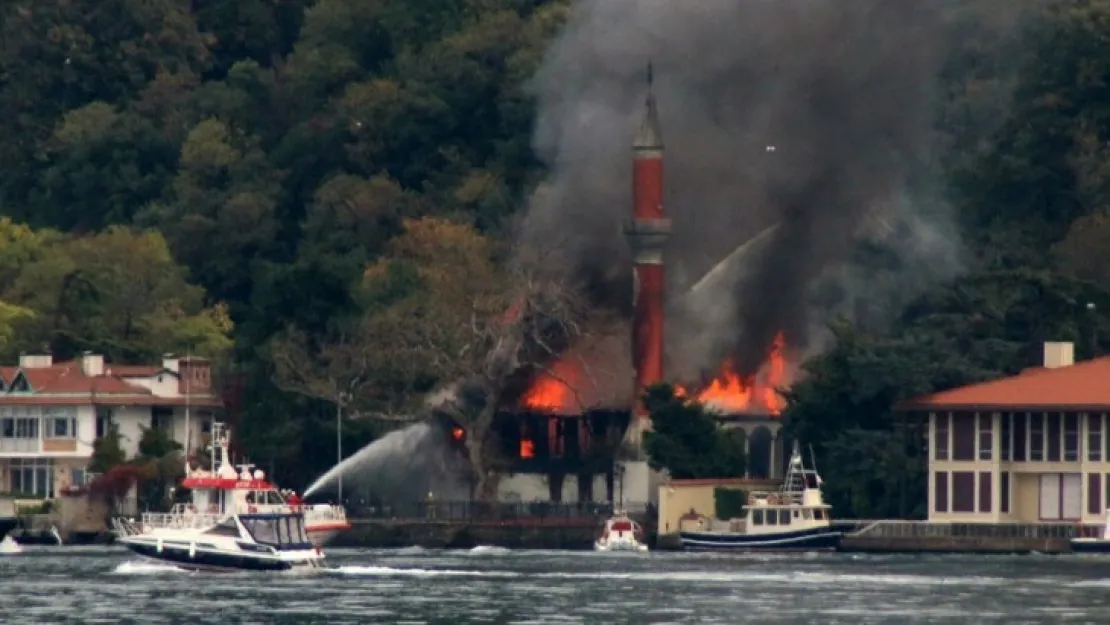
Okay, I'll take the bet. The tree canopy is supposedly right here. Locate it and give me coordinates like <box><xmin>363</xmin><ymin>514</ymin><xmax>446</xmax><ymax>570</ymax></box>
<box><xmin>644</xmin><ymin>384</ymin><xmax>747</xmax><ymax>480</ymax></box>
<box><xmin>3</xmin><ymin>0</ymin><xmax>1110</xmax><ymax>500</ymax></box>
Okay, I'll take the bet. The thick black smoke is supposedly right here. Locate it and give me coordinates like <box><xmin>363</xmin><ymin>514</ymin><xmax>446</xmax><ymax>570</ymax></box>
<box><xmin>519</xmin><ymin>0</ymin><xmax>1038</xmax><ymax>378</ymax></box>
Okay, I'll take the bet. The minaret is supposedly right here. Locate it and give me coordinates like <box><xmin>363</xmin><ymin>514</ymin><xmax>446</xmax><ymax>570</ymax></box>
<box><xmin>624</xmin><ymin>62</ymin><xmax>672</xmax><ymax>446</ymax></box>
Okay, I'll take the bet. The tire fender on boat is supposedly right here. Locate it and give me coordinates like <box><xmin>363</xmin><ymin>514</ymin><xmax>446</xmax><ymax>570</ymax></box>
<box><xmin>189</xmin><ymin>541</ymin><xmax>197</xmax><ymax>559</ymax></box>
<box><xmin>156</xmin><ymin>538</ymin><xmax>164</xmax><ymax>553</ymax></box>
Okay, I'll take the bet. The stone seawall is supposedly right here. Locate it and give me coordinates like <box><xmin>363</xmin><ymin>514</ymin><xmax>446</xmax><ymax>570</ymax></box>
<box><xmin>331</xmin><ymin>520</ymin><xmax>603</xmax><ymax>550</ymax></box>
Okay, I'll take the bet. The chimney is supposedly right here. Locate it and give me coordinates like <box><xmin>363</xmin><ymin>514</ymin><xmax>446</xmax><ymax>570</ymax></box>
<box><xmin>623</xmin><ymin>61</ymin><xmax>672</xmax><ymax>437</ymax></box>
<box><xmin>79</xmin><ymin>352</ymin><xmax>104</xmax><ymax>377</ymax></box>
<box><xmin>19</xmin><ymin>353</ymin><xmax>53</xmax><ymax>368</ymax></box>
<box><xmin>1043</xmin><ymin>341</ymin><xmax>1075</xmax><ymax>369</ymax></box>
<box><xmin>178</xmin><ymin>357</ymin><xmax>212</xmax><ymax>394</ymax></box>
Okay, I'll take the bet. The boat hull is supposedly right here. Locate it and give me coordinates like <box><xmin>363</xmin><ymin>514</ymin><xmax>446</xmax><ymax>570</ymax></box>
<box><xmin>1070</xmin><ymin>538</ymin><xmax>1110</xmax><ymax>554</ymax></box>
<box><xmin>306</xmin><ymin>522</ymin><xmax>351</xmax><ymax>548</ymax></box>
<box><xmin>594</xmin><ymin>540</ymin><xmax>648</xmax><ymax>552</ymax></box>
<box><xmin>119</xmin><ymin>538</ymin><xmax>321</xmax><ymax>572</ymax></box>
<box><xmin>680</xmin><ymin>526</ymin><xmax>842</xmax><ymax>552</ymax></box>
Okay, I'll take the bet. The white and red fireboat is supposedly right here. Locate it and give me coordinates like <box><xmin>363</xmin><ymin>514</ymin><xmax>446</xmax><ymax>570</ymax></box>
<box><xmin>114</xmin><ymin>422</ymin><xmax>350</xmax><ymax>549</ymax></box>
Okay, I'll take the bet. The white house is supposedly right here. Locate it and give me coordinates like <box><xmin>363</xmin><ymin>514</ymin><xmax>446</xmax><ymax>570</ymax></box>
<box><xmin>0</xmin><ymin>352</ymin><xmax>221</xmax><ymax>499</ymax></box>
<box><xmin>900</xmin><ymin>341</ymin><xmax>1110</xmax><ymax>524</ymax></box>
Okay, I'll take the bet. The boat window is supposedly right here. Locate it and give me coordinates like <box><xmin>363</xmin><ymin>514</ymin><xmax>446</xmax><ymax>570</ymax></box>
<box><xmin>245</xmin><ymin>492</ymin><xmax>256</xmax><ymax>504</ymax></box>
<box><xmin>793</xmin><ymin>510</ymin><xmax>799</xmax><ymax>519</ymax></box>
<box><xmin>277</xmin><ymin>517</ymin><xmax>291</xmax><ymax>544</ymax></box>
<box><xmin>814</xmin><ymin>509</ymin><xmax>824</xmax><ymax>521</ymax></box>
<box><xmin>242</xmin><ymin>517</ymin><xmax>279</xmax><ymax>545</ymax></box>
<box><xmin>752</xmin><ymin>510</ymin><xmax>763</xmax><ymax>525</ymax></box>
<box><xmin>778</xmin><ymin>510</ymin><xmax>790</xmax><ymax>525</ymax></box>
<box><xmin>292</xmin><ymin>516</ymin><xmax>310</xmax><ymax>544</ymax></box>
<box><xmin>203</xmin><ymin>518</ymin><xmax>242</xmax><ymax>538</ymax></box>
<box><xmin>803</xmin><ymin>509</ymin><xmax>812</xmax><ymax>520</ymax></box>
<box><xmin>766</xmin><ymin>510</ymin><xmax>778</xmax><ymax>525</ymax></box>
<box><xmin>267</xmin><ymin>491</ymin><xmax>285</xmax><ymax>504</ymax></box>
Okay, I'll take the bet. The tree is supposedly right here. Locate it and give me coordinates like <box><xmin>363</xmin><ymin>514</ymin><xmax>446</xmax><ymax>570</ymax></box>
<box><xmin>273</xmin><ymin>216</ymin><xmax>601</xmax><ymax>499</ymax></box>
<box><xmin>133</xmin><ymin>426</ymin><xmax>185</xmax><ymax>511</ymax></box>
<box><xmin>87</xmin><ymin>424</ymin><xmax>127</xmax><ymax>475</ymax></box>
<box><xmin>3</xmin><ymin>225</ymin><xmax>234</xmax><ymax>361</ymax></box>
<box><xmin>642</xmin><ymin>384</ymin><xmax>747</xmax><ymax>480</ymax></box>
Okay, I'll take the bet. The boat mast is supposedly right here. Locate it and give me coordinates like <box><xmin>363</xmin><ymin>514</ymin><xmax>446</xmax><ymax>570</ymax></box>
<box><xmin>184</xmin><ymin>347</ymin><xmax>191</xmax><ymax>462</ymax></box>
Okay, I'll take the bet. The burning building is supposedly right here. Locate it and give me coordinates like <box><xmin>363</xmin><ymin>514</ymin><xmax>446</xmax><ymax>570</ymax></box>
<box><xmin>490</xmin><ymin>69</ymin><xmax>793</xmax><ymax>506</ymax></box>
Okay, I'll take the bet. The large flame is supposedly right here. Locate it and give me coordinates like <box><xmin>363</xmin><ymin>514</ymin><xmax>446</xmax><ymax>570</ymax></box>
<box><xmin>520</xmin><ymin>356</ymin><xmax>583</xmax><ymax>413</ymax></box>
<box><xmin>676</xmin><ymin>332</ymin><xmax>788</xmax><ymax>415</ymax></box>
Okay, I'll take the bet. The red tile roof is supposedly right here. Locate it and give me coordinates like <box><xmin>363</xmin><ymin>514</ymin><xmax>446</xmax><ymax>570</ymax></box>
<box><xmin>898</xmin><ymin>357</ymin><xmax>1110</xmax><ymax>411</ymax></box>
<box><xmin>0</xmin><ymin>359</ymin><xmax>221</xmax><ymax>407</ymax></box>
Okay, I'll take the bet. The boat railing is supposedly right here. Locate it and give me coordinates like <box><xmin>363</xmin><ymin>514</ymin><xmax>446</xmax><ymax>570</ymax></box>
<box><xmin>848</xmin><ymin>520</ymin><xmax>1082</xmax><ymax>539</ymax></box>
<box><xmin>141</xmin><ymin>511</ymin><xmax>222</xmax><ymax>531</ymax></box>
<box><xmin>302</xmin><ymin>505</ymin><xmax>348</xmax><ymax>523</ymax></box>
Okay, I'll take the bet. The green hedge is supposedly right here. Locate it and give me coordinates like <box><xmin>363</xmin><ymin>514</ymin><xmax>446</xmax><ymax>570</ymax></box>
<box><xmin>714</xmin><ymin>487</ymin><xmax>748</xmax><ymax>520</ymax></box>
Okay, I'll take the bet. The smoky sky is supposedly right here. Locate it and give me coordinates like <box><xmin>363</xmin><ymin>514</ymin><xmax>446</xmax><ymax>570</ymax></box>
<box><xmin>518</xmin><ymin>0</ymin><xmax>1037</xmax><ymax>380</ymax></box>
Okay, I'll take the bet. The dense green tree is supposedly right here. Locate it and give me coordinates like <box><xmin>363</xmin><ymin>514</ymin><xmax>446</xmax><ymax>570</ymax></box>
<box><xmin>643</xmin><ymin>384</ymin><xmax>747</xmax><ymax>480</ymax></box>
<box><xmin>87</xmin><ymin>424</ymin><xmax>127</xmax><ymax>475</ymax></box>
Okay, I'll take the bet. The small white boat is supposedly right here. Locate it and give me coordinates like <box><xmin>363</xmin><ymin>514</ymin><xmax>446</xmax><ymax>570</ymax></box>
<box><xmin>112</xmin><ymin>423</ymin><xmax>327</xmax><ymax>572</ymax></box>
<box><xmin>679</xmin><ymin>442</ymin><xmax>841</xmax><ymax>552</ymax></box>
<box><xmin>594</xmin><ymin>511</ymin><xmax>648</xmax><ymax>552</ymax></box>
<box><xmin>0</xmin><ymin>535</ymin><xmax>22</xmax><ymax>554</ymax></box>
<box><xmin>1071</xmin><ymin>510</ymin><xmax>1110</xmax><ymax>553</ymax></box>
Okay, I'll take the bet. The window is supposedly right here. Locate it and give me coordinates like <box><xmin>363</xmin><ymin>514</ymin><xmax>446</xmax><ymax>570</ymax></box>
<box><xmin>752</xmin><ymin>510</ymin><xmax>763</xmax><ymax>525</ymax></box>
<box><xmin>204</xmin><ymin>518</ymin><xmax>242</xmax><ymax>538</ymax></box>
<box><xmin>1047</xmin><ymin>413</ymin><xmax>1062</xmax><ymax>462</ymax></box>
<box><xmin>934</xmin><ymin>471</ymin><xmax>949</xmax><ymax>513</ymax></box>
<box><xmin>952</xmin><ymin>472</ymin><xmax>975</xmax><ymax>512</ymax></box>
<box><xmin>978</xmin><ymin>414</ymin><xmax>993</xmax><ymax>461</ymax></box>
<box><xmin>1090</xmin><ymin>414</ymin><xmax>1103</xmax><ymax>462</ymax></box>
<box><xmin>1001</xmin><ymin>472</ymin><xmax>1010</xmax><ymax>514</ymax></box>
<box><xmin>1013</xmin><ymin>413</ymin><xmax>1028</xmax><ymax>461</ymax></box>
<box><xmin>8</xmin><ymin>458</ymin><xmax>54</xmax><ymax>498</ymax></box>
<box><xmin>1001</xmin><ymin>413</ymin><xmax>1012</xmax><ymax>461</ymax></box>
<box><xmin>45</xmin><ymin>408</ymin><xmax>77</xmax><ymax>438</ymax></box>
<box><xmin>934</xmin><ymin>413</ymin><xmax>949</xmax><ymax>460</ymax></box>
<box><xmin>95</xmin><ymin>407</ymin><xmax>112</xmax><ymax>439</ymax></box>
<box><xmin>814</xmin><ymin>509</ymin><xmax>825</xmax><ymax>521</ymax></box>
<box><xmin>151</xmin><ymin>407</ymin><xmax>173</xmax><ymax>432</ymax></box>
<box><xmin>1065</xmin><ymin>414</ymin><xmax>1079</xmax><ymax>462</ymax></box>
<box><xmin>9</xmin><ymin>373</ymin><xmax>30</xmax><ymax>392</ymax></box>
<box><xmin>978</xmin><ymin>472</ymin><xmax>992</xmax><ymax>513</ymax></box>
<box><xmin>70</xmin><ymin>468</ymin><xmax>87</xmax><ymax>487</ymax></box>
<box><xmin>778</xmin><ymin>510</ymin><xmax>790</xmax><ymax>525</ymax></box>
<box><xmin>1030</xmin><ymin>414</ymin><xmax>1044</xmax><ymax>461</ymax></box>
<box><xmin>1090</xmin><ymin>474</ymin><xmax>1103</xmax><ymax>516</ymax></box>
<box><xmin>766</xmin><ymin>510</ymin><xmax>778</xmax><ymax>525</ymax></box>
<box><xmin>953</xmin><ymin>413</ymin><xmax>975</xmax><ymax>460</ymax></box>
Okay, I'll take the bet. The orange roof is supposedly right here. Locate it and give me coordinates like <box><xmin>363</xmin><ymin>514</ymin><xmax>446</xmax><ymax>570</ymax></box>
<box><xmin>898</xmin><ymin>357</ymin><xmax>1110</xmax><ymax>411</ymax></box>
<box><xmin>0</xmin><ymin>359</ymin><xmax>220</xmax><ymax>408</ymax></box>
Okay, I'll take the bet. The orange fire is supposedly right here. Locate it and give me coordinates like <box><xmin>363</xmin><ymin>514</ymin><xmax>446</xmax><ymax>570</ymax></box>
<box><xmin>520</xmin><ymin>438</ymin><xmax>535</xmax><ymax>458</ymax></box>
<box><xmin>676</xmin><ymin>332</ymin><xmax>788</xmax><ymax>415</ymax></box>
<box><xmin>451</xmin><ymin>427</ymin><xmax>465</xmax><ymax>441</ymax></box>
<box><xmin>520</xmin><ymin>357</ymin><xmax>583</xmax><ymax>413</ymax></box>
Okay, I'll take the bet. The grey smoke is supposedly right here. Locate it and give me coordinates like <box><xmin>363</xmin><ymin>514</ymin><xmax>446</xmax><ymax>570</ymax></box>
<box><xmin>519</xmin><ymin>0</ymin><xmax>1037</xmax><ymax>379</ymax></box>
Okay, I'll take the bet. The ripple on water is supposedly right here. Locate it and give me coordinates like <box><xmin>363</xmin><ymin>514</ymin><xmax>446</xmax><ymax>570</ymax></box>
<box><xmin>4</xmin><ymin>549</ymin><xmax>1110</xmax><ymax>624</ymax></box>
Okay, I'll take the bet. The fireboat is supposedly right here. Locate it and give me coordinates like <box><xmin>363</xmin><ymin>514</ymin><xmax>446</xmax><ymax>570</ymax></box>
<box><xmin>112</xmin><ymin>423</ymin><xmax>348</xmax><ymax>571</ymax></box>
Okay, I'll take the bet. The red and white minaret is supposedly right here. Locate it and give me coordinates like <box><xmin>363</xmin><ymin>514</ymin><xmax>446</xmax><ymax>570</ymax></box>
<box><xmin>624</xmin><ymin>63</ymin><xmax>671</xmax><ymax>445</ymax></box>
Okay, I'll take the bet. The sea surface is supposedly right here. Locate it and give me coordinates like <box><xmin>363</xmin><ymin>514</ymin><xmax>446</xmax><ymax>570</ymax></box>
<box><xmin>3</xmin><ymin>546</ymin><xmax>1110</xmax><ymax>624</ymax></box>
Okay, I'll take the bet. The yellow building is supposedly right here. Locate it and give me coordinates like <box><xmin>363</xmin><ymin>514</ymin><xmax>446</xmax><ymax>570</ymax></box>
<box><xmin>657</xmin><ymin>477</ymin><xmax>778</xmax><ymax>534</ymax></box>
<box><xmin>900</xmin><ymin>342</ymin><xmax>1110</xmax><ymax>524</ymax></box>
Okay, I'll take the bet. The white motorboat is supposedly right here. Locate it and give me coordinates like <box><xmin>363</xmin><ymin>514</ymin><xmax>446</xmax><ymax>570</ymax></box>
<box><xmin>679</xmin><ymin>442</ymin><xmax>842</xmax><ymax>552</ymax></box>
<box><xmin>594</xmin><ymin>511</ymin><xmax>649</xmax><ymax>552</ymax></box>
<box><xmin>113</xmin><ymin>422</ymin><xmax>350</xmax><ymax>548</ymax></box>
<box><xmin>112</xmin><ymin>423</ymin><xmax>329</xmax><ymax>571</ymax></box>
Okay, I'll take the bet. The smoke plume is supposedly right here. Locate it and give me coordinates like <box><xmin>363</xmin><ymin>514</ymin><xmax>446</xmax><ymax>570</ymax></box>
<box><xmin>519</xmin><ymin>0</ymin><xmax>1038</xmax><ymax>379</ymax></box>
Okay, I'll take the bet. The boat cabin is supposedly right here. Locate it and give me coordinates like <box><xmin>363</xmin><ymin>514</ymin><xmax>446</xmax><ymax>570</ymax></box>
<box><xmin>202</xmin><ymin>513</ymin><xmax>313</xmax><ymax>551</ymax></box>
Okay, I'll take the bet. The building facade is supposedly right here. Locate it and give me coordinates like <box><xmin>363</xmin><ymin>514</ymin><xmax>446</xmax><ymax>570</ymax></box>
<box><xmin>0</xmin><ymin>353</ymin><xmax>221</xmax><ymax>499</ymax></box>
<box><xmin>902</xmin><ymin>341</ymin><xmax>1110</xmax><ymax>524</ymax></box>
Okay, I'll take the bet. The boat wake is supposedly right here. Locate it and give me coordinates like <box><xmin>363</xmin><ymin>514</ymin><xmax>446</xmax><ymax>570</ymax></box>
<box><xmin>0</xmin><ymin>535</ymin><xmax>23</xmax><ymax>555</ymax></box>
<box><xmin>111</xmin><ymin>561</ymin><xmax>185</xmax><ymax>575</ymax></box>
<box><xmin>467</xmin><ymin>545</ymin><xmax>511</xmax><ymax>556</ymax></box>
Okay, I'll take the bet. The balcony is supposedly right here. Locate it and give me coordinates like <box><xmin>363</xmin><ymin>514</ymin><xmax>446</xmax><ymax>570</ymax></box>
<box><xmin>0</xmin><ymin>438</ymin><xmax>40</xmax><ymax>453</ymax></box>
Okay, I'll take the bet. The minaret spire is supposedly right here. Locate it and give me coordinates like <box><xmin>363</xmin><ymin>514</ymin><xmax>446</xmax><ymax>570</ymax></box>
<box><xmin>624</xmin><ymin>59</ymin><xmax>671</xmax><ymax>448</ymax></box>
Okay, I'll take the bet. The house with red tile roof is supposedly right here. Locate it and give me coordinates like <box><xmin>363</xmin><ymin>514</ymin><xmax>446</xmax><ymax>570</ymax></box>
<box><xmin>898</xmin><ymin>341</ymin><xmax>1110</xmax><ymax>525</ymax></box>
<box><xmin>0</xmin><ymin>352</ymin><xmax>221</xmax><ymax>499</ymax></box>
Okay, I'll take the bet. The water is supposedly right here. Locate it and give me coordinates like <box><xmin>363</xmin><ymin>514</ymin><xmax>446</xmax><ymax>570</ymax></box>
<box><xmin>303</xmin><ymin>422</ymin><xmax>467</xmax><ymax>501</ymax></box>
<box><xmin>4</xmin><ymin>546</ymin><xmax>1110</xmax><ymax>623</ymax></box>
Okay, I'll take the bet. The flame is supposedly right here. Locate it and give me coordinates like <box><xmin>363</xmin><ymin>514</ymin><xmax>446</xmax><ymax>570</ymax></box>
<box><xmin>676</xmin><ymin>332</ymin><xmax>788</xmax><ymax>415</ymax></box>
<box><xmin>451</xmin><ymin>427</ymin><xmax>465</xmax><ymax>441</ymax></box>
<box><xmin>520</xmin><ymin>357</ymin><xmax>582</xmax><ymax>413</ymax></box>
<box><xmin>519</xmin><ymin>438</ymin><xmax>535</xmax><ymax>458</ymax></box>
